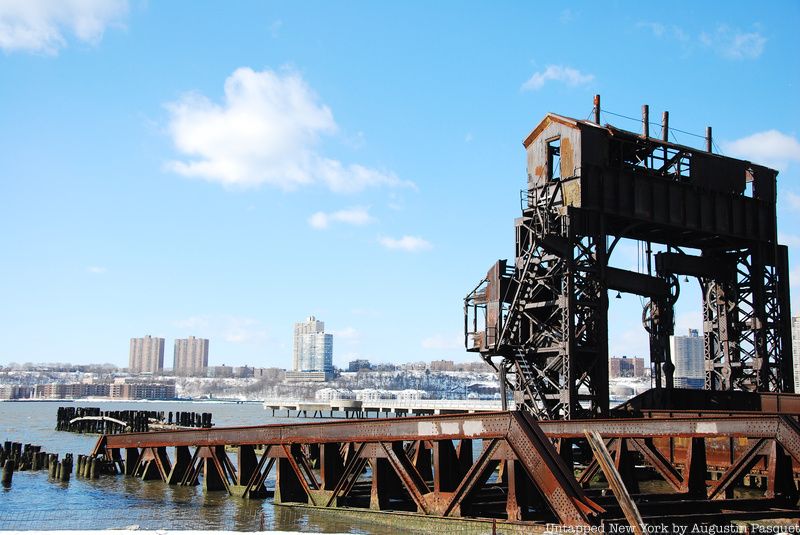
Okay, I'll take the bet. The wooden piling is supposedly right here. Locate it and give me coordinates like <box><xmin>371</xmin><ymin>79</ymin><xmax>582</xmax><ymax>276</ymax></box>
<box><xmin>2</xmin><ymin>459</ymin><xmax>14</xmax><ymax>488</ymax></box>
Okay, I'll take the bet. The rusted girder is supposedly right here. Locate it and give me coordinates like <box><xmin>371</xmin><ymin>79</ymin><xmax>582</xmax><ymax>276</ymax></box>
<box><xmin>91</xmin><ymin>411</ymin><xmax>800</xmax><ymax>528</ymax></box>
<box><xmin>95</xmin><ymin>411</ymin><xmax>604</xmax><ymax>526</ymax></box>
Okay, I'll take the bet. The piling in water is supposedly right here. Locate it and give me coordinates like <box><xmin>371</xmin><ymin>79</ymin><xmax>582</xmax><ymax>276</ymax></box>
<box><xmin>90</xmin><ymin>457</ymin><xmax>98</xmax><ymax>480</ymax></box>
<box><xmin>59</xmin><ymin>460</ymin><xmax>70</xmax><ymax>482</ymax></box>
<box><xmin>2</xmin><ymin>459</ymin><xmax>14</xmax><ymax>488</ymax></box>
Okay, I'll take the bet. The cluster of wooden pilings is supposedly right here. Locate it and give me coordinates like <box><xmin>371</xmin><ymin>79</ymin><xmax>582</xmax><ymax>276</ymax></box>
<box><xmin>0</xmin><ymin>438</ymin><xmax>121</xmax><ymax>490</ymax></box>
<box><xmin>47</xmin><ymin>453</ymin><xmax>74</xmax><ymax>483</ymax></box>
<box><xmin>0</xmin><ymin>441</ymin><xmax>69</xmax><ymax>488</ymax></box>
<box><xmin>56</xmin><ymin>407</ymin><xmax>213</xmax><ymax>434</ymax></box>
<box><xmin>172</xmin><ymin>411</ymin><xmax>213</xmax><ymax>429</ymax></box>
<box><xmin>74</xmin><ymin>454</ymin><xmax>115</xmax><ymax>480</ymax></box>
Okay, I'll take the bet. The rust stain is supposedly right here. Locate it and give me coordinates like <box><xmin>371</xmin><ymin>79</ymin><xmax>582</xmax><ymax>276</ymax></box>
<box><xmin>561</xmin><ymin>136</ymin><xmax>574</xmax><ymax>177</ymax></box>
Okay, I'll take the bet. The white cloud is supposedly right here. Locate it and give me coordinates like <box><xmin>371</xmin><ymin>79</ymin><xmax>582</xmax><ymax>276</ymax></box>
<box><xmin>700</xmin><ymin>25</ymin><xmax>766</xmax><ymax>60</ymax></box>
<box><xmin>308</xmin><ymin>207</ymin><xmax>374</xmax><ymax>229</ymax></box>
<box><xmin>0</xmin><ymin>0</ymin><xmax>127</xmax><ymax>54</ymax></box>
<box><xmin>87</xmin><ymin>266</ymin><xmax>107</xmax><ymax>274</ymax></box>
<box><xmin>521</xmin><ymin>65</ymin><xmax>594</xmax><ymax>91</ymax></box>
<box><xmin>723</xmin><ymin>130</ymin><xmax>800</xmax><ymax>171</ymax></box>
<box><xmin>421</xmin><ymin>333</ymin><xmax>462</xmax><ymax>350</ymax></box>
<box><xmin>378</xmin><ymin>235</ymin><xmax>432</xmax><ymax>252</ymax></box>
<box><xmin>165</xmin><ymin>67</ymin><xmax>413</xmax><ymax>193</ymax></box>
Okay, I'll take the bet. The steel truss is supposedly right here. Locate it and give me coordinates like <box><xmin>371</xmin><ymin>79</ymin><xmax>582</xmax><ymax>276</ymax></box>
<box><xmin>91</xmin><ymin>411</ymin><xmax>800</xmax><ymax>527</ymax></box>
<box><xmin>465</xmin><ymin>108</ymin><xmax>793</xmax><ymax>418</ymax></box>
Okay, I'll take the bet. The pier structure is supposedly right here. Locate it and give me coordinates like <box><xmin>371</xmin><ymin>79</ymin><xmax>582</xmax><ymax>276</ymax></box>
<box><xmin>262</xmin><ymin>398</ymin><xmax>505</xmax><ymax>418</ymax></box>
<box><xmin>87</xmin><ymin>101</ymin><xmax>799</xmax><ymax>529</ymax></box>
<box><xmin>90</xmin><ymin>409</ymin><xmax>800</xmax><ymax>528</ymax></box>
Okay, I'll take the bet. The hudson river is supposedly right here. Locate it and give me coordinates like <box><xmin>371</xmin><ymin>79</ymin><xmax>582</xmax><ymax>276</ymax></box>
<box><xmin>0</xmin><ymin>400</ymin><xmax>383</xmax><ymax>533</ymax></box>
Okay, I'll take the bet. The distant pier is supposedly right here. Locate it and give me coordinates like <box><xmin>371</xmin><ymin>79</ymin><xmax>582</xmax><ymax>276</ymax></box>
<box><xmin>261</xmin><ymin>398</ymin><xmax>505</xmax><ymax>418</ymax></box>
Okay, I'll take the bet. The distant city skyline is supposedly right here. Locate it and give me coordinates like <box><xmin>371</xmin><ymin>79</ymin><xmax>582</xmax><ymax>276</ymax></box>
<box><xmin>0</xmin><ymin>3</ymin><xmax>798</xmax><ymax>369</ymax></box>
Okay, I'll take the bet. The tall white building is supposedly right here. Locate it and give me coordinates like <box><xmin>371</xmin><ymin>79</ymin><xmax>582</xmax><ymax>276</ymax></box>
<box><xmin>670</xmin><ymin>328</ymin><xmax>704</xmax><ymax>389</ymax></box>
<box><xmin>174</xmin><ymin>336</ymin><xmax>209</xmax><ymax>376</ymax></box>
<box><xmin>792</xmin><ymin>316</ymin><xmax>800</xmax><ymax>393</ymax></box>
<box><xmin>293</xmin><ymin>316</ymin><xmax>333</xmax><ymax>374</ymax></box>
<box><xmin>129</xmin><ymin>335</ymin><xmax>165</xmax><ymax>374</ymax></box>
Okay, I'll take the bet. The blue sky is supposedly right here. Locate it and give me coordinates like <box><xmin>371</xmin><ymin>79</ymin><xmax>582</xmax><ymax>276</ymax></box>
<box><xmin>1</xmin><ymin>1</ymin><xmax>799</xmax><ymax>369</ymax></box>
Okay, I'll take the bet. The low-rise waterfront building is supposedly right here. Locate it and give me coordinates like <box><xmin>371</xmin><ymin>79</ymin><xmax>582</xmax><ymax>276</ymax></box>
<box><xmin>315</xmin><ymin>388</ymin><xmax>355</xmax><ymax>402</ymax></box>
<box><xmin>0</xmin><ymin>385</ymin><xmax>34</xmax><ymax>400</ymax></box>
<box><xmin>34</xmin><ymin>382</ymin><xmax>111</xmax><ymax>399</ymax></box>
<box><xmin>354</xmin><ymin>388</ymin><xmax>394</xmax><ymax>401</ymax></box>
<box><xmin>395</xmin><ymin>389</ymin><xmax>428</xmax><ymax>401</ymax></box>
<box><xmin>110</xmin><ymin>378</ymin><xmax>176</xmax><ymax>400</ymax></box>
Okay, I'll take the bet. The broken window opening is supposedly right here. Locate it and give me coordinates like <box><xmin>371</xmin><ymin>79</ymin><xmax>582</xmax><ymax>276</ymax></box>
<box><xmin>547</xmin><ymin>138</ymin><xmax>561</xmax><ymax>181</ymax></box>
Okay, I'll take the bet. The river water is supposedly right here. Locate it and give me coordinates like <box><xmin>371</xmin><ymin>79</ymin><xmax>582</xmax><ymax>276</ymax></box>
<box><xmin>0</xmin><ymin>400</ymin><xmax>391</xmax><ymax>533</ymax></box>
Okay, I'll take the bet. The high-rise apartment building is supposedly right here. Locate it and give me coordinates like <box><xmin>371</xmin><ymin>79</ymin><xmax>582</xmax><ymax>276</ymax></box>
<box><xmin>609</xmin><ymin>356</ymin><xmax>645</xmax><ymax>378</ymax></box>
<box><xmin>174</xmin><ymin>336</ymin><xmax>209</xmax><ymax>376</ymax></box>
<box><xmin>792</xmin><ymin>316</ymin><xmax>800</xmax><ymax>393</ymax></box>
<box><xmin>292</xmin><ymin>316</ymin><xmax>333</xmax><ymax>375</ymax></box>
<box><xmin>670</xmin><ymin>328</ymin><xmax>704</xmax><ymax>389</ymax></box>
<box><xmin>129</xmin><ymin>335</ymin><xmax>165</xmax><ymax>374</ymax></box>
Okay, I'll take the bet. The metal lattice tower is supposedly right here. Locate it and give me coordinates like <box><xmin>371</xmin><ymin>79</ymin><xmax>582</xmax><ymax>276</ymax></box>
<box><xmin>465</xmin><ymin>97</ymin><xmax>793</xmax><ymax>419</ymax></box>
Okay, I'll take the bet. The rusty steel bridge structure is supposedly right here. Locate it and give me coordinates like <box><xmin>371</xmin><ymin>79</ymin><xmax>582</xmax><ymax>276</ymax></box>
<box><xmin>88</xmin><ymin>98</ymin><xmax>799</xmax><ymax>530</ymax></box>
<box><xmin>465</xmin><ymin>95</ymin><xmax>793</xmax><ymax>419</ymax></box>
